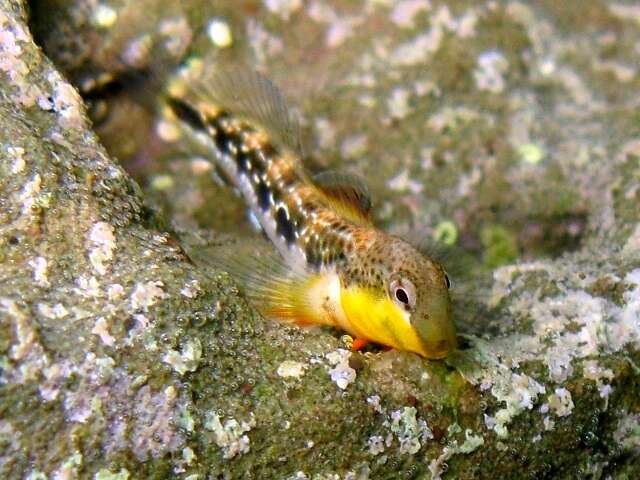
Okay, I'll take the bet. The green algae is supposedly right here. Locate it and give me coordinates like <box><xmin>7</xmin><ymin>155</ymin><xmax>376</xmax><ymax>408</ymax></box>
<box><xmin>480</xmin><ymin>225</ymin><xmax>519</xmax><ymax>269</ymax></box>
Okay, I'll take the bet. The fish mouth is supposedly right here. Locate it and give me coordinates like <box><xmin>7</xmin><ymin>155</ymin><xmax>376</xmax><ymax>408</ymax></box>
<box><xmin>422</xmin><ymin>337</ymin><xmax>456</xmax><ymax>359</ymax></box>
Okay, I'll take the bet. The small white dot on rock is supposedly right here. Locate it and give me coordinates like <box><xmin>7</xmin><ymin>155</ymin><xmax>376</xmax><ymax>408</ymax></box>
<box><xmin>92</xmin><ymin>4</ymin><xmax>118</xmax><ymax>28</ymax></box>
<box><xmin>208</xmin><ymin>19</ymin><xmax>233</xmax><ymax>48</ymax></box>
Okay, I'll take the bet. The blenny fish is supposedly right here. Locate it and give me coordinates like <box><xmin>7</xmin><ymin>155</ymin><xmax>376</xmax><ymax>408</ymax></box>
<box><xmin>164</xmin><ymin>59</ymin><xmax>457</xmax><ymax>359</ymax></box>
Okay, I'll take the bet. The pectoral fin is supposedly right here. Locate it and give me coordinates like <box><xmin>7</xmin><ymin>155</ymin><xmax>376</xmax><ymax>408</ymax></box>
<box><xmin>191</xmin><ymin>239</ymin><xmax>335</xmax><ymax>327</ymax></box>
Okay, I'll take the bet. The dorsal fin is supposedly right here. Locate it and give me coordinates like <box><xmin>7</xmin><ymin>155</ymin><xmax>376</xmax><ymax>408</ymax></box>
<box><xmin>169</xmin><ymin>58</ymin><xmax>304</xmax><ymax>155</ymax></box>
<box><xmin>313</xmin><ymin>170</ymin><xmax>372</xmax><ymax>224</ymax></box>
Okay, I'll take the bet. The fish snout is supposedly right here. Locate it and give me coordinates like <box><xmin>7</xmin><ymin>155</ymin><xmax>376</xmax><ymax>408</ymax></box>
<box><xmin>415</xmin><ymin>297</ymin><xmax>457</xmax><ymax>359</ymax></box>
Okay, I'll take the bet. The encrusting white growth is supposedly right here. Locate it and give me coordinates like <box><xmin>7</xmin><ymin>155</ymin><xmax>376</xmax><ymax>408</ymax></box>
<box><xmin>614</xmin><ymin>412</ymin><xmax>640</xmax><ymax>454</ymax></box>
<box><xmin>88</xmin><ymin>222</ymin><xmax>116</xmax><ymax>275</ymax></box>
<box><xmin>8</xmin><ymin>145</ymin><xmax>26</xmax><ymax>173</ymax></box>
<box><xmin>367</xmin><ymin>435</ymin><xmax>385</xmax><ymax>455</ymax></box>
<box><xmin>21</xmin><ymin>174</ymin><xmax>42</xmax><ymax>216</ymax></box>
<box><xmin>37</xmin><ymin>303</ymin><xmax>68</xmax><ymax>320</ymax></box>
<box><xmin>204</xmin><ymin>411</ymin><xmax>256</xmax><ymax>459</ymax></box>
<box><xmin>130</xmin><ymin>281</ymin><xmax>165</xmax><ymax>312</ymax></box>
<box><xmin>277</xmin><ymin>360</ymin><xmax>308</xmax><ymax>378</ymax></box>
<box><xmin>264</xmin><ymin>0</ymin><xmax>303</xmax><ymax>21</ymax></box>
<box><xmin>163</xmin><ymin>339</ymin><xmax>202</xmax><ymax>375</ymax></box>
<box><xmin>107</xmin><ymin>283</ymin><xmax>125</xmax><ymax>300</ymax></box>
<box><xmin>325</xmin><ymin>349</ymin><xmax>356</xmax><ymax>390</ymax></box>
<box><xmin>387</xmin><ymin>87</ymin><xmax>411</xmax><ymax>120</ymax></box>
<box><xmin>547</xmin><ymin>388</ymin><xmax>575</xmax><ymax>417</ymax></box>
<box><xmin>386</xmin><ymin>406</ymin><xmax>433</xmax><ymax>454</ymax></box>
<box><xmin>367</xmin><ymin>394</ymin><xmax>384</xmax><ymax>413</ymax></box>
<box><xmin>92</xmin><ymin>317</ymin><xmax>115</xmax><ymax>347</ymax></box>
<box><xmin>180</xmin><ymin>279</ymin><xmax>202</xmax><ymax>299</ymax></box>
<box><xmin>474</xmin><ymin>50</ymin><xmax>509</xmax><ymax>94</ymax></box>
<box><xmin>391</xmin><ymin>0</ymin><xmax>432</xmax><ymax>28</ymax></box>
<box><xmin>427</xmin><ymin>428</ymin><xmax>484</xmax><ymax>480</ymax></box>
<box><xmin>29</xmin><ymin>256</ymin><xmax>49</xmax><ymax>287</ymax></box>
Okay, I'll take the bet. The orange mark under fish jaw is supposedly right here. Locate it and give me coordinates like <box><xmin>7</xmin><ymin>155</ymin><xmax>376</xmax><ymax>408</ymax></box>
<box><xmin>351</xmin><ymin>338</ymin><xmax>370</xmax><ymax>351</ymax></box>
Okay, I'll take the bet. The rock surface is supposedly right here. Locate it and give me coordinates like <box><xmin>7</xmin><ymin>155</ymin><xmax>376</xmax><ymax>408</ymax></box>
<box><xmin>1</xmin><ymin>0</ymin><xmax>639</xmax><ymax>478</ymax></box>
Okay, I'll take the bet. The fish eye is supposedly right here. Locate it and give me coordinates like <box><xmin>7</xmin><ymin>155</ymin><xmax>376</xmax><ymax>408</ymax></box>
<box><xmin>389</xmin><ymin>278</ymin><xmax>416</xmax><ymax>311</ymax></box>
<box><xmin>444</xmin><ymin>273</ymin><xmax>451</xmax><ymax>289</ymax></box>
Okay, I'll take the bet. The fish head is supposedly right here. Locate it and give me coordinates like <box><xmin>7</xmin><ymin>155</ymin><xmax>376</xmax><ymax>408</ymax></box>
<box><xmin>362</xmin><ymin>236</ymin><xmax>457</xmax><ymax>359</ymax></box>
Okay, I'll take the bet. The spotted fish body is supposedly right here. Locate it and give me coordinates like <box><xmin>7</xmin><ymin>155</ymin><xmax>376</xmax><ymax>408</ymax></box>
<box><xmin>166</xmin><ymin>60</ymin><xmax>457</xmax><ymax>359</ymax></box>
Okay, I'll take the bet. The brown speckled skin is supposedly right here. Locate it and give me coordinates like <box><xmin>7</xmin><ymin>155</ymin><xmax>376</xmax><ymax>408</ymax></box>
<box><xmin>340</xmin><ymin>233</ymin><xmax>446</xmax><ymax>290</ymax></box>
<box><xmin>167</xmin><ymin>92</ymin><xmax>454</xmax><ymax>348</ymax></box>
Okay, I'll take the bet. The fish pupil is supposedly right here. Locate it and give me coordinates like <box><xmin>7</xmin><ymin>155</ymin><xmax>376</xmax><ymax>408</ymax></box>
<box><xmin>395</xmin><ymin>288</ymin><xmax>409</xmax><ymax>304</ymax></box>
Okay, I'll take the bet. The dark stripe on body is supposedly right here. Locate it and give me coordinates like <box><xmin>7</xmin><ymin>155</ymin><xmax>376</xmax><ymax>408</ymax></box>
<box><xmin>167</xmin><ymin>97</ymin><xmax>207</xmax><ymax>131</ymax></box>
<box><xmin>169</xmin><ymin>94</ymin><xmax>362</xmax><ymax>264</ymax></box>
<box><xmin>276</xmin><ymin>207</ymin><xmax>296</xmax><ymax>245</ymax></box>
<box><xmin>256</xmin><ymin>180</ymin><xmax>271</xmax><ymax>210</ymax></box>
<box><xmin>302</xmin><ymin>225</ymin><xmax>350</xmax><ymax>271</ymax></box>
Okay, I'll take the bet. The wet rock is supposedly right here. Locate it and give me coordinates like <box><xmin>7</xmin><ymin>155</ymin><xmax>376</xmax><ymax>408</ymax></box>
<box><xmin>1</xmin><ymin>0</ymin><xmax>639</xmax><ymax>478</ymax></box>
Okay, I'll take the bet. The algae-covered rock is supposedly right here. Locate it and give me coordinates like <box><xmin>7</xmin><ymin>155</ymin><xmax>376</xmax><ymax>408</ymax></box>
<box><xmin>1</xmin><ymin>0</ymin><xmax>639</xmax><ymax>478</ymax></box>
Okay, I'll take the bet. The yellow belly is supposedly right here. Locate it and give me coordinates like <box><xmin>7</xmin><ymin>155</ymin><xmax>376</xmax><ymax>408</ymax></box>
<box><xmin>339</xmin><ymin>286</ymin><xmax>428</xmax><ymax>357</ymax></box>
